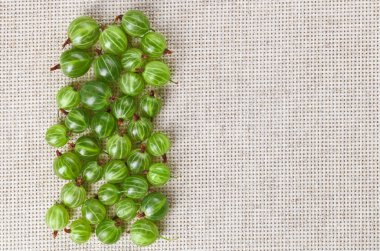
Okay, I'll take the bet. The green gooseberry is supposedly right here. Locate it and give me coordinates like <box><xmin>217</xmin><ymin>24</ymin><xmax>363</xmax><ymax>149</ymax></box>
<box><xmin>104</xmin><ymin>160</ymin><xmax>129</xmax><ymax>184</ymax></box>
<box><xmin>56</xmin><ymin>86</ymin><xmax>80</xmax><ymax>110</ymax></box>
<box><xmin>121</xmin><ymin>10</ymin><xmax>150</xmax><ymax>37</ymax></box>
<box><xmin>96</xmin><ymin>219</ymin><xmax>124</xmax><ymax>244</ymax></box>
<box><xmin>99</xmin><ymin>25</ymin><xmax>128</xmax><ymax>55</ymax></box>
<box><xmin>45</xmin><ymin>204</ymin><xmax>69</xmax><ymax>233</ymax></box>
<box><xmin>141</xmin><ymin>32</ymin><xmax>169</xmax><ymax>58</ymax></box>
<box><xmin>67</xmin><ymin>16</ymin><xmax>100</xmax><ymax>49</ymax></box>
<box><xmin>111</xmin><ymin>96</ymin><xmax>136</xmax><ymax>121</ymax></box>
<box><xmin>81</xmin><ymin>198</ymin><xmax>107</xmax><ymax>224</ymax></box>
<box><xmin>115</xmin><ymin>198</ymin><xmax>139</xmax><ymax>221</ymax></box>
<box><xmin>147</xmin><ymin>163</ymin><xmax>170</xmax><ymax>186</ymax></box>
<box><xmin>127</xmin><ymin>114</ymin><xmax>153</xmax><ymax>142</ymax></box>
<box><xmin>90</xmin><ymin>112</ymin><xmax>116</xmax><ymax>139</ymax></box>
<box><xmin>119</xmin><ymin>72</ymin><xmax>145</xmax><ymax>97</ymax></box>
<box><xmin>64</xmin><ymin>108</ymin><xmax>90</xmax><ymax>133</ymax></box>
<box><xmin>68</xmin><ymin>218</ymin><xmax>92</xmax><ymax>244</ymax></box>
<box><xmin>60</xmin><ymin>180</ymin><xmax>87</xmax><ymax>208</ymax></box>
<box><xmin>126</xmin><ymin>145</ymin><xmax>152</xmax><ymax>174</ymax></box>
<box><xmin>58</xmin><ymin>49</ymin><xmax>93</xmax><ymax>78</ymax></box>
<box><xmin>82</xmin><ymin>161</ymin><xmax>103</xmax><ymax>184</ymax></box>
<box><xmin>53</xmin><ymin>151</ymin><xmax>82</xmax><ymax>180</ymax></box>
<box><xmin>139</xmin><ymin>91</ymin><xmax>162</xmax><ymax>118</ymax></box>
<box><xmin>121</xmin><ymin>48</ymin><xmax>145</xmax><ymax>72</ymax></box>
<box><xmin>130</xmin><ymin>219</ymin><xmax>159</xmax><ymax>246</ymax></box>
<box><xmin>141</xmin><ymin>192</ymin><xmax>168</xmax><ymax>221</ymax></box>
<box><xmin>93</xmin><ymin>54</ymin><xmax>122</xmax><ymax>82</ymax></box>
<box><xmin>142</xmin><ymin>61</ymin><xmax>171</xmax><ymax>87</ymax></box>
<box><xmin>98</xmin><ymin>183</ymin><xmax>121</xmax><ymax>206</ymax></box>
<box><xmin>45</xmin><ymin>124</ymin><xmax>69</xmax><ymax>148</ymax></box>
<box><xmin>120</xmin><ymin>175</ymin><xmax>148</xmax><ymax>199</ymax></box>
<box><xmin>74</xmin><ymin>136</ymin><xmax>101</xmax><ymax>160</ymax></box>
<box><xmin>80</xmin><ymin>80</ymin><xmax>112</xmax><ymax>111</ymax></box>
<box><xmin>106</xmin><ymin>134</ymin><xmax>132</xmax><ymax>160</ymax></box>
<box><xmin>146</xmin><ymin>132</ymin><xmax>171</xmax><ymax>157</ymax></box>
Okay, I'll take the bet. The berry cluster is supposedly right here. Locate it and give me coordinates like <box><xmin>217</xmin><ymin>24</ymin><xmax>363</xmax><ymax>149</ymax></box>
<box><xmin>45</xmin><ymin>10</ymin><xmax>174</xmax><ymax>246</ymax></box>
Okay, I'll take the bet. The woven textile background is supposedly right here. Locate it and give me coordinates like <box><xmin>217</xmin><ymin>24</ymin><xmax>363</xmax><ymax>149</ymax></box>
<box><xmin>0</xmin><ymin>0</ymin><xmax>378</xmax><ymax>250</ymax></box>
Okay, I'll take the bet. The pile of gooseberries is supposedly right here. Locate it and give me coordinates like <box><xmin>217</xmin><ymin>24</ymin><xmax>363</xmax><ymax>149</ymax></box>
<box><xmin>45</xmin><ymin>10</ymin><xmax>174</xmax><ymax>246</ymax></box>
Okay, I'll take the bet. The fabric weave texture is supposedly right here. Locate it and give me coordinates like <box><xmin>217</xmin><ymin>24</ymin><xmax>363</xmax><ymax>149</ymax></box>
<box><xmin>0</xmin><ymin>0</ymin><xmax>378</xmax><ymax>250</ymax></box>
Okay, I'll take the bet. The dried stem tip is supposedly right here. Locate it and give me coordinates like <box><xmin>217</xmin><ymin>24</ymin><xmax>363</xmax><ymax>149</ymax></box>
<box><xmin>63</xmin><ymin>228</ymin><xmax>71</xmax><ymax>234</ymax></box>
<box><xmin>50</xmin><ymin>64</ymin><xmax>60</xmax><ymax>71</ymax></box>
<box><xmin>75</xmin><ymin>176</ymin><xmax>84</xmax><ymax>186</ymax></box>
<box><xmin>52</xmin><ymin>231</ymin><xmax>58</xmax><ymax>239</ymax></box>
<box><xmin>149</xmin><ymin>90</ymin><xmax>155</xmax><ymax>97</ymax></box>
<box><xmin>162</xmin><ymin>154</ymin><xmax>168</xmax><ymax>163</ymax></box>
<box><xmin>59</xmin><ymin>108</ymin><xmax>68</xmax><ymax>115</ymax></box>
<box><xmin>140</xmin><ymin>144</ymin><xmax>146</xmax><ymax>153</ymax></box>
<box><xmin>164</xmin><ymin>49</ymin><xmax>172</xmax><ymax>55</ymax></box>
<box><xmin>114</xmin><ymin>15</ymin><xmax>123</xmax><ymax>23</ymax></box>
<box><xmin>62</xmin><ymin>38</ymin><xmax>71</xmax><ymax>49</ymax></box>
<box><xmin>133</xmin><ymin>114</ymin><xmax>140</xmax><ymax>121</ymax></box>
<box><xmin>56</xmin><ymin>150</ymin><xmax>62</xmax><ymax>157</ymax></box>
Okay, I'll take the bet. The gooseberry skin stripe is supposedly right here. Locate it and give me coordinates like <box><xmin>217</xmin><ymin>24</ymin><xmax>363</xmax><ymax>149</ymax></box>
<box><xmin>104</xmin><ymin>160</ymin><xmax>129</xmax><ymax>184</ymax></box>
<box><xmin>56</xmin><ymin>86</ymin><xmax>81</xmax><ymax>110</ymax></box>
<box><xmin>141</xmin><ymin>192</ymin><xmax>169</xmax><ymax>221</ymax></box>
<box><xmin>98</xmin><ymin>183</ymin><xmax>121</xmax><ymax>206</ymax></box>
<box><xmin>146</xmin><ymin>132</ymin><xmax>171</xmax><ymax>157</ymax></box>
<box><xmin>45</xmin><ymin>204</ymin><xmax>69</xmax><ymax>231</ymax></box>
<box><xmin>142</xmin><ymin>61</ymin><xmax>171</xmax><ymax>87</ymax></box>
<box><xmin>69</xmin><ymin>218</ymin><xmax>92</xmax><ymax>244</ymax></box>
<box><xmin>60</xmin><ymin>182</ymin><xmax>87</xmax><ymax>208</ymax></box>
<box><xmin>127</xmin><ymin>149</ymin><xmax>152</xmax><ymax>174</ymax></box>
<box><xmin>53</xmin><ymin>152</ymin><xmax>82</xmax><ymax>180</ymax></box>
<box><xmin>64</xmin><ymin>108</ymin><xmax>89</xmax><ymax>133</ymax></box>
<box><xmin>82</xmin><ymin>161</ymin><xmax>103</xmax><ymax>184</ymax></box>
<box><xmin>45</xmin><ymin>124</ymin><xmax>69</xmax><ymax>148</ymax></box>
<box><xmin>80</xmin><ymin>80</ymin><xmax>112</xmax><ymax>111</ymax></box>
<box><xmin>120</xmin><ymin>175</ymin><xmax>149</xmax><ymax>199</ymax></box>
<box><xmin>147</xmin><ymin>163</ymin><xmax>171</xmax><ymax>186</ymax></box>
<box><xmin>81</xmin><ymin>198</ymin><xmax>107</xmax><ymax>225</ymax></box>
<box><xmin>127</xmin><ymin>116</ymin><xmax>153</xmax><ymax>142</ymax></box>
<box><xmin>90</xmin><ymin>112</ymin><xmax>117</xmax><ymax>139</ymax></box>
<box><xmin>68</xmin><ymin>16</ymin><xmax>100</xmax><ymax>49</ymax></box>
<box><xmin>106</xmin><ymin>134</ymin><xmax>132</xmax><ymax>160</ymax></box>
<box><xmin>93</xmin><ymin>54</ymin><xmax>122</xmax><ymax>82</ymax></box>
<box><xmin>141</xmin><ymin>32</ymin><xmax>167</xmax><ymax>58</ymax></box>
<box><xmin>99</xmin><ymin>25</ymin><xmax>128</xmax><ymax>55</ymax></box>
<box><xmin>121</xmin><ymin>10</ymin><xmax>150</xmax><ymax>38</ymax></box>
<box><xmin>130</xmin><ymin>219</ymin><xmax>159</xmax><ymax>246</ymax></box>
<box><xmin>121</xmin><ymin>48</ymin><xmax>145</xmax><ymax>72</ymax></box>
<box><xmin>119</xmin><ymin>72</ymin><xmax>146</xmax><ymax>97</ymax></box>
<box><xmin>139</xmin><ymin>93</ymin><xmax>162</xmax><ymax>118</ymax></box>
<box><xmin>96</xmin><ymin>219</ymin><xmax>124</xmax><ymax>244</ymax></box>
<box><xmin>111</xmin><ymin>96</ymin><xmax>137</xmax><ymax>120</ymax></box>
<box><xmin>60</xmin><ymin>49</ymin><xmax>93</xmax><ymax>78</ymax></box>
<box><xmin>115</xmin><ymin>198</ymin><xmax>139</xmax><ymax>221</ymax></box>
<box><xmin>74</xmin><ymin>136</ymin><xmax>101</xmax><ymax>160</ymax></box>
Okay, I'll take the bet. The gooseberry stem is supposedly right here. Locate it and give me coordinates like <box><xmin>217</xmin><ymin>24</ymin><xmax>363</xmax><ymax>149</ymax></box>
<box><xmin>137</xmin><ymin>212</ymin><xmax>145</xmax><ymax>218</ymax></box>
<box><xmin>52</xmin><ymin>231</ymin><xmax>58</xmax><ymax>239</ymax></box>
<box><xmin>114</xmin><ymin>218</ymin><xmax>123</xmax><ymax>227</ymax></box>
<box><xmin>97</xmin><ymin>159</ymin><xmax>106</xmax><ymax>166</ymax></box>
<box><xmin>117</xmin><ymin>118</ymin><xmax>124</xmax><ymax>127</ymax></box>
<box><xmin>141</xmin><ymin>54</ymin><xmax>149</xmax><ymax>59</ymax></box>
<box><xmin>59</xmin><ymin>108</ymin><xmax>68</xmax><ymax>115</ymax></box>
<box><xmin>68</xmin><ymin>142</ymin><xmax>75</xmax><ymax>150</ymax></box>
<box><xmin>95</xmin><ymin>48</ymin><xmax>102</xmax><ymax>56</ymax></box>
<box><xmin>63</xmin><ymin>228</ymin><xmax>71</xmax><ymax>234</ymax></box>
<box><xmin>75</xmin><ymin>176</ymin><xmax>84</xmax><ymax>187</ymax></box>
<box><xmin>164</xmin><ymin>49</ymin><xmax>172</xmax><ymax>55</ymax></box>
<box><xmin>62</xmin><ymin>38</ymin><xmax>71</xmax><ymax>49</ymax></box>
<box><xmin>133</xmin><ymin>113</ymin><xmax>140</xmax><ymax>121</ymax></box>
<box><xmin>140</xmin><ymin>144</ymin><xmax>146</xmax><ymax>153</ymax></box>
<box><xmin>162</xmin><ymin>154</ymin><xmax>167</xmax><ymax>163</ymax></box>
<box><xmin>50</xmin><ymin>64</ymin><xmax>60</xmax><ymax>71</ymax></box>
<box><xmin>56</xmin><ymin>150</ymin><xmax>62</xmax><ymax>157</ymax></box>
<box><xmin>134</xmin><ymin>67</ymin><xmax>144</xmax><ymax>73</ymax></box>
<box><xmin>109</xmin><ymin>96</ymin><xmax>117</xmax><ymax>102</ymax></box>
<box><xmin>169</xmin><ymin>79</ymin><xmax>178</xmax><ymax>84</ymax></box>
<box><xmin>149</xmin><ymin>90</ymin><xmax>155</xmax><ymax>97</ymax></box>
<box><xmin>114</xmin><ymin>15</ymin><xmax>123</xmax><ymax>23</ymax></box>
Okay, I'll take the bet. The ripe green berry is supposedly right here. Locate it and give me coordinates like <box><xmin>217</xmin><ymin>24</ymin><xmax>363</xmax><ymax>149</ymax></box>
<box><xmin>68</xmin><ymin>218</ymin><xmax>92</xmax><ymax>244</ymax></box>
<box><xmin>59</xmin><ymin>49</ymin><xmax>93</xmax><ymax>78</ymax></box>
<box><xmin>64</xmin><ymin>108</ymin><xmax>90</xmax><ymax>133</ymax></box>
<box><xmin>142</xmin><ymin>61</ymin><xmax>171</xmax><ymax>87</ymax></box>
<box><xmin>98</xmin><ymin>183</ymin><xmax>121</xmax><ymax>206</ymax></box>
<box><xmin>120</xmin><ymin>175</ymin><xmax>148</xmax><ymax>199</ymax></box>
<box><xmin>75</xmin><ymin>136</ymin><xmax>101</xmax><ymax>160</ymax></box>
<box><xmin>56</xmin><ymin>86</ymin><xmax>80</xmax><ymax>110</ymax></box>
<box><xmin>81</xmin><ymin>198</ymin><xmax>106</xmax><ymax>224</ymax></box>
<box><xmin>67</xmin><ymin>16</ymin><xmax>100</xmax><ymax>49</ymax></box>
<box><xmin>80</xmin><ymin>80</ymin><xmax>112</xmax><ymax>111</ymax></box>
<box><xmin>126</xmin><ymin>145</ymin><xmax>152</xmax><ymax>174</ymax></box>
<box><xmin>90</xmin><ymin>112</ymin><xmax>116</xmax><ymax>139</ymax></box>
<box><xmin>45</xmin><ymin>124</ymin><xmax>69</xmax><ymax>148</ymax></box>
<box><xmin>111</xmin><ymin>96</ymin><xmax>136</xmax><ymax>121</ymax></box>
<box><xmin>45</xmin><ymin>204</ymin><xmax>69</xmax><ymax>232</ymax></box>
<box><xmin>82</xmin><ymin>161</ymin><xmax>103</xmax><ymax>184</ymax></box>
<box><xmin>93</xmin><ymin>54</ymin><xmax>122</xmax><ymax>82</ymax></box>
<box><xmin>121</xmin><ymin>10</ymin><xmax>150</xmax><ymax>37</ymax></box>
<box><xmin>147</xmin><ymin>163</ymin><xmax>170</xmax><ymax>186</ymax></box>
<box><xmin>119</xmin><ymin>72</ymin><xmax>145</xmax><ymax>97</ymax></box>
<box><xmin>99</xmin><ymin>25</ymin><xmax>128</xmax><ymax>55</ymax></box>
<box><xmin>104</xmin><ymin>160</ymin><xmax>129</xmax><ymax>184</ymax></box>
<box><xmin>141</xmin><ymin>32</ymin><xmax>168</xmax><ymax>58</ymax></box>
<box><xmin>130</xmin><ymin>219</ymin><xmax>159</xmax><ymax>247</ymax></box>
<box><xmin>53</xmin><ymin>151</ymin><xmax>82</xmax><ymax>180</ymax></box>
<box><xmin>115</xmin><ymin>198</ymin><xmax>139</xmax><ymax>221</ymax></box>
<box><xmin>146</xmin><ymin>132</ymin><xmax>171</xmax><ymax>157</ymax></box>
<box><xmin>121</xmin><ymin>48</ymin><xmax>145</xmax><ymax>72</ymax></box>
<box><xmin>127</xmin><ymin>114</ymin><xmax>153</xmax><ymax>142</ymax></box>
<box><xmin>139</xmin><ymin>91</ymin><xmax>162</xmax><ymax>118</ymax></box>
<box><xmin>141</xmin><ymin>192</ymin><xmax>168</xmax><ymax>221</ymax></box>
<box><xmin>96</xmin><ymin>219</ymin><xmax>124</xmax><ymax>244</ymax></box>
<box><xmin>60</xmin><ymin>180</ymin><xmax>87</xmax><ymax>208</ymax></box>
<box><xmin>106</xmin><ymin>134</ymin><xmax>132</xmax><ymax>159</ymax></box>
